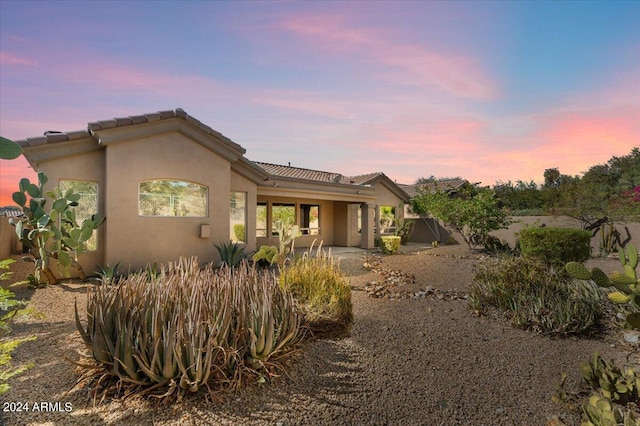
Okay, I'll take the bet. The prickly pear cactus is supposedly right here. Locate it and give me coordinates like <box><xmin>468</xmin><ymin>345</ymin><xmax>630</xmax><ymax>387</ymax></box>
<box><xmin>566</xmin><ymin>244</ymin><xmax>640</xmax><ymax>330</ymax></box>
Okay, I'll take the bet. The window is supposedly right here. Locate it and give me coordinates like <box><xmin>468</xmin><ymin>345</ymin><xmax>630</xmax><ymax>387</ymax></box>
<box><xmin>300</xmin><ymin>204</ymin><xmax>320</xmax><ymax>235</ymax></box>
<box><xmin>139</xmin><ymin>180</ymin><xmax>207</xmax><ymax>217</ymax></box>
<box><xmin>230</xmin><ymin>192</ymin><xmax>246</xmax><ymax>243</ymax></box>
<box><xmin>379</xmin><ymin>205</ymin><xmax>396</xmax><ymax>234</ymax></box>
<box><xmin>271</xmin><ymin>203</ymin><xmax>295</xmax><ymax>236</ymax></box>
<box><xmin>59</xmin><ymin>180</ymin><xmax>99</xmax><ymax>250</ymax></box>
<box><xmin>257</xmin><ymin>203</ymin><xmax>268</xmax><ymax>237</ymax></box>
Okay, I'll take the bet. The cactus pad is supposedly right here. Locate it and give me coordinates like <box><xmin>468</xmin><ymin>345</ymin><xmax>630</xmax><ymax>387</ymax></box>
<box><xmin>609</xmin><ymin>291</ymin><xmax>632</xmax><ymax>304</ymax></box>
<box><xmin>627</xmin><ymin>243</ymin><xmax>638</xmax><ymax>269</ymax></box>
<box><xmin>565</xmin><ymin>262</ymin><xmax>591</xmax><ymax>280</ymax></box>
<box><xmin>590</xmin><ymin>267</ymin><xmax>611</xmax><ymax>288</ymax></box>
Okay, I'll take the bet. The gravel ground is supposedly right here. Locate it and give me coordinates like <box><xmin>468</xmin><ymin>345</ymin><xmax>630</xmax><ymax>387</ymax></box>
<box><xmin>0</xmin><ymin>244</ymin><xmax>628</xmax><ymax>426</ymax></box>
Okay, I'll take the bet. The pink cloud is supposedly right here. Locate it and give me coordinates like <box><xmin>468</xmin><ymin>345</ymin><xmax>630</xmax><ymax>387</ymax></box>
<box><xmin>0</xmin><ymin>51</ymin><xmax>37</xmax><ymax>66</ymax></box>
<box><xmin>275</xmin><ymin>14</ymin><xmax>498</xmax><ymax>100</ymax></box>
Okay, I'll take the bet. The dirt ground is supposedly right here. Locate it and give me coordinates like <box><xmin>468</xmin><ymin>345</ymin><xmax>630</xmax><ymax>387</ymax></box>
<box><xmin>0</xmin><ymin>243</ymin><xmax>632</xmax><ymax>426</ymax></box>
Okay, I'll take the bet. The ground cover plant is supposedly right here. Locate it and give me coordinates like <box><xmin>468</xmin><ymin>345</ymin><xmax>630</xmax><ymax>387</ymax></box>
<box><xmin>469</xmin><ymin>256</ymin><xmax>602</xmax><ymax>336</ymax></box>
<box><xmin>0</xmin><ymin>259</ymin><xmax>36</xmax><ymax>395</ymax></box>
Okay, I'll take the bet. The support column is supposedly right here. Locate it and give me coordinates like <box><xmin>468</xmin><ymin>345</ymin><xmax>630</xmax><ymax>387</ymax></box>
<box><xmin>360</xmin><ymin>203</ymin><xmax>376</xmax><ymax>249</ymax></box>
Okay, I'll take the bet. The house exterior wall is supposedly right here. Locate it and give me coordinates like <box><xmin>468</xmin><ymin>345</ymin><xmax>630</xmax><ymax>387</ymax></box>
<box><xmin>104</xmin><ymin>132</ymin><xmax>231</xmax><ymax>269</ymax></box>
<box><xmin>333</xmin><ymin>202</ymin><xmax>362</xmax><ymax>247</ymax></box>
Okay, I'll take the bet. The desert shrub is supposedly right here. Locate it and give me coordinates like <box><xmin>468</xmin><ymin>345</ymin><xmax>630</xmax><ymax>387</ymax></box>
<box><xmin>234</xmin><ymin>224</ymin><xmax>246</xmax><ymax>243</ymax></box>
<box><xmin>376</xmin><ymin>235</ymin><xmax>401</xmax><ymax>254</ymax></box>
<box><xmin>94</xmin><ymin>262</ymin><xmax>125</xmax><ymax>285</ymax></box>
<box><xmin>215</xmin><ymin>240</ymin><xmax>247</xmax><ymax>268</ymax></box>
<box><xmin>483</xmin><ymin>235</ymin><xmax>515</xmax><ymax>256</ymax></box>
<box><xmin>519</xmin><ymin>226</ymin><xmax>591</xmax><ymax>265</ymax></box>
<box><xmin>279</xmin><ymin>248</ymin><xmax>352</xmax><ymax>334</ymax></box>
<box><xmin>469</xmin><ymin>256</ymin><xmax>602</xmax><ymax>336</ymax></box>
<box><xmin>75</xmin><ymin>257</ymin><xmax>302</xmax><ymax>397</ymax></box>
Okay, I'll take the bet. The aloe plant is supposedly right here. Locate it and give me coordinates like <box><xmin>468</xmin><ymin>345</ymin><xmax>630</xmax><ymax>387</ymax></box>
<box><xmin>75</xmin><ymin>257</ymin><xmax>303</xmax><ymax>396</ymax></box>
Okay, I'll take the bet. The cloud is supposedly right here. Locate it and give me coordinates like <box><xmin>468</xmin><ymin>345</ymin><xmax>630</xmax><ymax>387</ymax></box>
<box><xmin>0</xmin><ymin>51</ymin><xmax>37</xmax><ymax>66</ymax></box>
<box><xmin>274</xmin><ymin>13</ymin><xmax>498</xmax><ymax>99</ymax></box>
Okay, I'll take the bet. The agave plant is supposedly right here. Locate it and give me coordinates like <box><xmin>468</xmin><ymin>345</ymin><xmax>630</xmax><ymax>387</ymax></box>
<box><xmin>214</xmin><ymin>241</ymin><xmax>247</xmax><ymax>268</ymax></box>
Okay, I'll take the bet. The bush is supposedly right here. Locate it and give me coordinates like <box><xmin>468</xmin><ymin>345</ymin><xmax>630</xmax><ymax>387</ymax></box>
<box><xmin>376</xmin><ymin>235</ymin><xmax>401</xmax><ymax>254</ymax></box>
<box><xmin>519</xmin><ymin>226</ymin><xmax>591</xmax><ymax>265</ymax></box>
<box><xmin>469</xmin><ymin>256</ymin><xmax>602</xmax><ymax>336</ymax></box>
<box><xmin>234</xmin><ymin>224</ymin><xmax>246</xmax><ymax>243</ymax></box>
<box><xmin>75</xmin><ymin>257</ymin><xmax>302</xmax><ymax>397</ymax></box>
<box><xmin>279</xmin><ymin>248</ymin><xmax>352</xmax><ymax>334</ymax></box>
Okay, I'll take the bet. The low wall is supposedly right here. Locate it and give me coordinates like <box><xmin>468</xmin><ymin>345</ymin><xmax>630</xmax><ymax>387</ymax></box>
<box><xmin>0</xmin><ymin>217</ymin><xmax>21</xmax><ymax>259</ymax></box>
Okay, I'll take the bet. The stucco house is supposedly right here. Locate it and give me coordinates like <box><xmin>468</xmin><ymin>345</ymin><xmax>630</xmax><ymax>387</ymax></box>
<box><xmin>15</xmin><ymin>108</ymin><xmax>410</xmax><ymax>272</ymax></box>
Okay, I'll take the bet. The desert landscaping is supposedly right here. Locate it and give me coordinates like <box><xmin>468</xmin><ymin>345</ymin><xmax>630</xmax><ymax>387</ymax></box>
<box><xmin>1</xmin><ymin>230</ymin><xmax>636</xmax><ymax>426</ymax></box>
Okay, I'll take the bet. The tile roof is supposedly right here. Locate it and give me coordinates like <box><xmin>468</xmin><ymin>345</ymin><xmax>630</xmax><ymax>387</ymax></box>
<box><xmin>400</xmin><ymin>178</ymin><xmax>469</xmax><ymax>197</ymax></box>
<box><xmin>17</xmin><ymin>108</ymin><xmax>244</xmax><ymax>153</ymax></box>
<box><xmin>254</xmin><ymin>162</ymin><xmax>346</xmax><ymax>183</ymax></box>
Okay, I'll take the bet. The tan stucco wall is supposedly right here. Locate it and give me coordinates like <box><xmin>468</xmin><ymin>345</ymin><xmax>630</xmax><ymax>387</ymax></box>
<box><xmin>0</xmin><ymin>217</ymin><xmax>20</xmax><ymax>259</ymax></box>
<box><xmin>104</xmin><ymin>132</ymin><xmax>232</xmax><ymax>269</ymax></box>
<box><xmin>256</xmin><ymin>196</ymin><xmax>334</xmax><ymax>249</ymax></box>
<box><xmin>333</xmin><ymin>202</ymin><xmax>363</xmax><ymax>247</ymax></box>
<box><xmin>33</xmin><ymin>149</ymin><xmax>106</xmax><ymax>276</ymax></box>
<box><xmin>231</xmin><ymin>170</ymin><xmax>258</xmax><ymax>253</ymax></box>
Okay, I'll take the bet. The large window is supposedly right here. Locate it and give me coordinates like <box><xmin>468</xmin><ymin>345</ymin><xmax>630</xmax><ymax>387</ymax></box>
<box><xmin>257</xmin><ymin>203</ymin><xmax>268</xmax><ymax>237</ymax></box>
<box><xmin>271</xmin><ymin>203</ymin><xmax>295</xmax><ymax>236</ymax></box>
<box><xmin>59</xmin><ymin>180</ymin><xmax>99</xmax><ymax>251</ymax></box>
<box><xmin>379</xmin><ymin>205</ymin><xmax>396</xmax><ymax>234</ymax></box>
<box><xmin>300</xmin><ymin>204</ymin><xmax>320</xmax><ymax>235</ymax></box>
<box><xmin>230</xmin><ymin>192</ymin><xmax>246</xmax><ymax>243</ymax></box>
<box><xmin>139</xmin><ymin>180</ymin><xmax>207</xmax><ymax>217</ymax></box>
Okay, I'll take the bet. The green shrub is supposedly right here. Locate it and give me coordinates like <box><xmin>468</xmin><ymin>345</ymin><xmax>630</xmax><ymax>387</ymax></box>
<box><xmin>376</xmin><ymin>235</ymin><xmax>401</xmax><ymax>254</ymax></box>
<box><xmin>519</xmin><ymin>226</ymin><xmax>591</xmax><ymax>265</ymax></box>
<box><xmin>75</xmin><ymin>257</ymin><xmax>302</xmax><ymax>397</ymax></box>
<box><xmin>469</xmin><ymin>256</ymin><xmax>602</xmax><ymax>336</ymax></box>
<box><xmin>279</xmin><ymin>247</ymin><xmax>352</xmax><ymax>334</ymax></box>
<box><xmin>233</xmin><ymin>224</ymin><xmax>246</xmax><ymax>243</ymax></box>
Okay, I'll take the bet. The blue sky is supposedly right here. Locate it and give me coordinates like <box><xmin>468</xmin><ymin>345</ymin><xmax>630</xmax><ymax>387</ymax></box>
<box><xmin>1</xmin><ymin>0</ymin><xmax>639</xmax><ymax>204</ymax></box>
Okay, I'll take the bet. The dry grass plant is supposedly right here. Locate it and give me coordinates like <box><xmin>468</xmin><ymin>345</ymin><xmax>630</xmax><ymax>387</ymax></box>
<box><xmin>279</xmin><ymin>243</ymin><xmax>353</xmax><ymax>335</ymax></box>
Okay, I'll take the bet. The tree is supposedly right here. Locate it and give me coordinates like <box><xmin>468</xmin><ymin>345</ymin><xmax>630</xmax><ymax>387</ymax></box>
<box><xmin>410</xmin><ymin>185</ymin><xmax>510</xmax><ymax>249</ymax></box>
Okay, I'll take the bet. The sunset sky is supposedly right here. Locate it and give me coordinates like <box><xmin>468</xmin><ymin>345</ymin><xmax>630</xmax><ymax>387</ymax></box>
<box><xmin>1</xmin><ymin>1</ymin><xmax>639</xmax><ymax>206</ymax></box>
